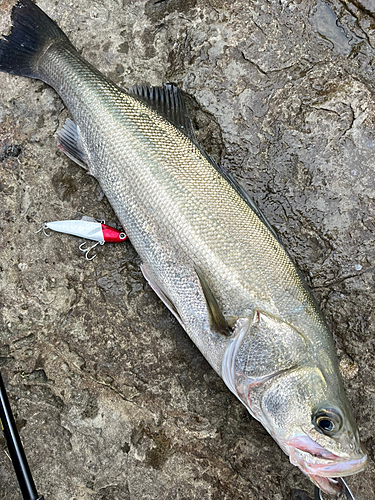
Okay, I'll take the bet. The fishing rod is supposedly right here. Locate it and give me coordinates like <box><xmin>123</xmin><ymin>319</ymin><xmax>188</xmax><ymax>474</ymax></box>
<box><xmin>0</xmin><ymin>371</ymin><xmax>45</xmax><ymax>500</ymax></box>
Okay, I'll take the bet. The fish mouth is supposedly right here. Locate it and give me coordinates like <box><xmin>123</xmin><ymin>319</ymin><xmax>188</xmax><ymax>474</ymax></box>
<box><xmin>285</xmin><ymin>435</ymin><xmax>367</xmax><ymax>495</ymax></box>
<box><xmin>290</xmin><ymin>445</ymin><xmax>367</xmax><ymax>477</ymax></box>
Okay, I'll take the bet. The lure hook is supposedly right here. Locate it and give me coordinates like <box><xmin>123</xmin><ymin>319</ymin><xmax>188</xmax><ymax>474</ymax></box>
<box><xmin>78</xmin><ymin>240</ymin><xmax>104</xmax><ymax>261</ymax></box>
<box><xmin>315</xmin><ymin>486</ymin><xmax>324</xmax><ymax>500</ymax></box>
<box><xmin>35</xmin><ymin>222</ymin><xmax>51</xmax><ymax>237</ymax></box>
<box><xmin>314</xmin><ymin>479</ymin><xmax>356</xmax><ymax>500</ymax></box>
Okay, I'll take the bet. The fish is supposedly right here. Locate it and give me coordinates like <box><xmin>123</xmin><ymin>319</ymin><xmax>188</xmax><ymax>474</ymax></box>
<box><xmin>0</xmin><ymin>0</ymin><xmax>367</xmax><ymax>496</ymax></box>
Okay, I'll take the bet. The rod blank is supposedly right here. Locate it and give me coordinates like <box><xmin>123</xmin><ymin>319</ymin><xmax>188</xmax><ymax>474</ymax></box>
<box><xmin>0</xmin><ymin>371</ymin><xmax>44</xmax><ymax>500</ymax></box>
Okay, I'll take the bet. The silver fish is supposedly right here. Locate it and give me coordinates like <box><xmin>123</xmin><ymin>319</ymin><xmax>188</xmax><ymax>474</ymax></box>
<box><xmin>0</xmin><ymin>0</ymin><xmax>367</xmax><ymax>496</ymax></box>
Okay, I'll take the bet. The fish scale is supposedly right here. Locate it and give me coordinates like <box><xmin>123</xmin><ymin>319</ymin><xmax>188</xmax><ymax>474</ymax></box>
<box><xmin>0</xmin><ymin>0</ymin><xmax>366</xmax><ymax>497</ymax></box>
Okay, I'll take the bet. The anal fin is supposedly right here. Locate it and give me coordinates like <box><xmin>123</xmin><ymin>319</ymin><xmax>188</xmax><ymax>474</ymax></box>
<box><xmin>57</xmin><ymin>118</ymin><xmax>88</xmax><ymax>170</ymax></box>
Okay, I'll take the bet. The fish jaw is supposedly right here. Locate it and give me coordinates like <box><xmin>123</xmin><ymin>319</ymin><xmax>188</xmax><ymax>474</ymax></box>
<box><xmin>285</xmin><ymin>435</ymin><xmax>367</xmax><ymax>494</ymax></box>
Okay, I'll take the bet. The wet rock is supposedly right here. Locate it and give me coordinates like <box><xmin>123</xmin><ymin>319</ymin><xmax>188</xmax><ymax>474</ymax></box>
<box><xmin>0</xmin><ymin>0</ymin><xmax>374</xmax><ymax>499</ymax></box>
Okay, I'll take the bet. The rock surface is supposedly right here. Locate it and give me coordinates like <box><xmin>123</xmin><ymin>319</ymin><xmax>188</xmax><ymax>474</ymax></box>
<box><xmin>0</xmin><ymin>0</ymin><xmax>374</xmax><ymax>499</ymax></box>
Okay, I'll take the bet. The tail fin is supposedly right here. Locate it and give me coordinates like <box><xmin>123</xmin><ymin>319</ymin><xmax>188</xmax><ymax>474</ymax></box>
<box><xmin>0</xmin><ymin>0</ymin><xmax>72</xmax><ymax>79</ymax></box>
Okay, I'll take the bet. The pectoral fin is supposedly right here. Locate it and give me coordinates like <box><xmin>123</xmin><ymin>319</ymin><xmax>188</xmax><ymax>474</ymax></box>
<box><xmin>141</xmin><ymin>261</ymin><xmax>231</xmax><ymax>337</ymax></box>
<box><xmin>194</xmin><ymin>265</ymin><xmax>231</xmax><ymax>337</ymax></box>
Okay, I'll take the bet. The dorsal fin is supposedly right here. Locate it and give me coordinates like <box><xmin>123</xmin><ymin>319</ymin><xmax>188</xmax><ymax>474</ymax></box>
<box><xmin>209</xmin><ymin>159</ymin><xmax>282</xmax><ymax>244</ymax></box>
<box><xmin>129</xmin><ymin>83</ymin><xmax>281</xmax><ymax>244</ymax></box>
<box><xmin>128</xmin><ymin>83</ymin><xmax>198</xmax><ymax>143</ymax></box>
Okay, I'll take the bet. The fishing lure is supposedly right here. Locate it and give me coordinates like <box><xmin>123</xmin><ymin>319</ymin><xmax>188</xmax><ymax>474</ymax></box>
<box><xmin>36</xmin><ymin>218</ymin><xmax>127</xmax><ymax>260</ymax></box>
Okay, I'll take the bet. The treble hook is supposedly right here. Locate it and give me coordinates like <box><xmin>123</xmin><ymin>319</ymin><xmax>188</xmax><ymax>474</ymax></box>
<box><xmin>315</xmin><ymin>479</ymin><xmax>356</xmax><ymax>500</ymax></box>
<box><xmin>35</xmin><ymin>222</ymin><xmax>51</xmax><ymax>237</ymax></box>
<box><xmin>78</xmin><ymin>240</ymin><xmax>104</xmax><ymax>261</ymax></box>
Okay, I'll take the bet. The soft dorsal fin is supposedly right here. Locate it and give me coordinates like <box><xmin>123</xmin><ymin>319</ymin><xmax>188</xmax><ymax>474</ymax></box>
<box><xmin>194</xmin><ymin>264</ymin><xmax>231</xmax><ymax>337</ymax></box>
<box><xmin>128</xmin><ymin>83</ymin><xmax>198</xmax><ymax>143</ymax></box>
<box><xmin>129</xmin><ymin>83</ymin><xmax>281</xmax><ymax>244</ymax></box>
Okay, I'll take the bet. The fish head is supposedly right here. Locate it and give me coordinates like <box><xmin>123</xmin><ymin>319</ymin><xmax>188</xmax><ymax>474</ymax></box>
<box><xmin>222</xmin><ymin>311</ymin><xmax>367</xmax><ymax>496</ymax></box>
<box><xmin>260</xmin><ymin>368</ymin><xmax>367</xmax><ymax>496</ymax></box>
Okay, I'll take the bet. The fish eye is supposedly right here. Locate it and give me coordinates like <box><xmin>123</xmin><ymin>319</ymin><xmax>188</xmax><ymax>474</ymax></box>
<box><xmin>313</xmin><ymin>408</ymin><xmax>342</xmax><ymax>435</ymax></box>
<box><xmin>317</xmin><ymin>416</ymin><xmax>334</xmax><ymax>432</ymax></box>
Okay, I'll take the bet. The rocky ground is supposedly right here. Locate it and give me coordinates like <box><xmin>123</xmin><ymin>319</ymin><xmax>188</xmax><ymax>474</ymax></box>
<box><xmin>0</xmin><ymin>0</ymin><xmax>374</xmax><ymax>499</ymax></box>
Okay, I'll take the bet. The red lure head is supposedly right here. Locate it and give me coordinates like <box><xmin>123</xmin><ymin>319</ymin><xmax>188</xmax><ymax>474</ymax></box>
<box><xmin>101</xmin><ymin>224</ymin><xmax>127</xmax><ymax>243</ymax></box>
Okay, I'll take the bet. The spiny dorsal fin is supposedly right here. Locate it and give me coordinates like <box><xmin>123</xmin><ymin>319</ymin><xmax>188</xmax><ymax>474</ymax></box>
<box><xmin>209</xmin><ymin>159</ymin><xmax>282</xmax><ymax>244</ymax></box>
<box><xmin>57</xmin><ymin>118</ymin><xmax>88</xmax><ymax>170</ymax></box>
<box><xmin>128</xmin><ymin>83</ymin><xmax>198</xmax><ymax>143</ymax></box>
<box><xmin>194</xmin><ymin>264</ymin><xmax>231</xmax><ymax>337</ymax></box>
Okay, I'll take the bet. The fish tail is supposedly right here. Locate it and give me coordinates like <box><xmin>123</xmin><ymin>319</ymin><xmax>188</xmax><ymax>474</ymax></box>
<box><xmin>0</xmin><ymin>0</ymin><xmax>73</xmax><ymax>80</ymax></box>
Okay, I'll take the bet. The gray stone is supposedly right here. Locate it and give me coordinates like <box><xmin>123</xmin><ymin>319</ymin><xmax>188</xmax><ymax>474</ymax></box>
<box><xmin>0</xmin><ymin>0</ymin><xmax>374</xmax><ymax>498</ymax></box>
